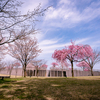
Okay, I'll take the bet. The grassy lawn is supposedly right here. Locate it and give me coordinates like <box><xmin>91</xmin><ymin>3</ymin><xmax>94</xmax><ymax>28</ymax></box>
<box><xmin>0</xmin><ymin>76</ymin><xmax>100</xmax><ymax>100</ymax></box>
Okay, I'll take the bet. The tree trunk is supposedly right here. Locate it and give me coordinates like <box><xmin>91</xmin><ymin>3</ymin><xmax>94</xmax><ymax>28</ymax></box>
<box><xmin>71</xmin><ymin>61</ymin><xmax>74</xmax><ymax>77</ymax></box>
<box><xmin>62</xmin><ymin>69</ymin><xmax>63</xmax><ymax>77</ymax></box>
<box><xmin>24</xmin><ymin>69</ymin><xmax>26</xmax><ymax>77</ymax></box>
<box><xmin>23</xmin><ymin>63</ymin><xmax>27</xmax><ymax>77</ymax></box>
<box><xmin>22</xmin><ymin>68</ymin><xmax>23</xmax><ymax>77</ymax></box>
<box><xmin>91</xmin><ymin>67</ymin><xmax>93</xmax><ymax>76</ymax></box>
<box><xmin>9</xmin><ymin>71</ymin><xmax>11</xmax><ymax>77</ymax></box>
<box><xmin>37</xmin><ymin>69</ymin><xmax>38</xmax><ymax>78</ymax></box>
<box><xmin>15</xmin><ymin>71</ymin><xmax>17</xmax><ymax>78</ymax></box>
<box><xmin>62</xmin><ymin>65</ymin><xmax>63</xmax><ymax>77</ymax></box>
<box><xmin>9</xmin><ymin>69</ymin><xmax>12</xmax><ymax>77</ymax></box>
<box><xmin>15</xmin><ymin>68</ymin><xmax>18</xmax><ymax>78</ymax></box>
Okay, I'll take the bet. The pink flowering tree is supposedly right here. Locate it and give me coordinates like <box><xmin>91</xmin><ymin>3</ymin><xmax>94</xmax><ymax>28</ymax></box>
<box><xmin>50</xmin><ymin>62</ymin><xmax>58</xmax><ymax>70</ymax></box>
<box><xmin>77</xmin><ymin>50</ymin><xmax>100</xmax><ymax>76</ymax></box>
<box><xmin>32</xmin><ymin>59</ymin><xmax>47</xmax><ymax>77</ymax></box>
<box><xmin>76</xmin><ymin>61</ymin><xmax>90</xmax><ymax>71</ymax></box>
<box><xmin>52</xmin><ymin>41</ymin><xmax>93</xmax><ymax>77</ymax></box>
<box><xmin>84</xmin><ymin>68</ymin><xmax>90</xmax><ymax>71</ymax></box>
<box><xmin>40</xmin><ymin>64</ymin><xmax>48</xmax><ymax>70</ymax></box>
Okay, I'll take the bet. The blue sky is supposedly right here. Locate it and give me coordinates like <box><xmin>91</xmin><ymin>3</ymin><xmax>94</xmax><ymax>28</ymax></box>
<box><xmin>6</xmin><ymin>0</ymin><xmax>100</xmax><ymax>70</ymax></box>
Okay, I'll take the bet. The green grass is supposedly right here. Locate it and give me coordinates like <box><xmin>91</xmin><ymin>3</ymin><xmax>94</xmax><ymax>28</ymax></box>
<box><xmin>0</xmin><ymin>77</ymin><xmax>100</xmax><ymax>100</ymax></box>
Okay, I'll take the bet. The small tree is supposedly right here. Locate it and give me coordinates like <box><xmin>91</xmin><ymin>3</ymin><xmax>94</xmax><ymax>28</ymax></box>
<box><xmin>0</xmin><ymin>62</ymin><xmax>6</xmax><ymax>71</ymax></box>
<box><xmin>13</xmin><ymin>61</ymin><xmax>21</xmax><ymax>77</ymax></box>
<box><xmin>76</xmin><ymin>61</ymin><xmax>90</xmax><ymax>71</ymax></box>
<box><xmin>6</xmin><ymin>62</ymin><xmax>14</xmax><ymax>77</ymax></box>
<box><xmin>50</xmin><ymin>62</ymin><xmax>58</xmax><ymax>70</ymax></box>
<box><xmin>59</xmin><ymin>61</ymin><xmax>69</xmax><ymax>77</ymax></box>
<box><xmin>9</xmin><ymin>37</ymin><xmax>41</xmax><ymax>77</ymax></box>
<box><xmin>77</xmin><ymin>50</ymin><xmax>100</xmax><ymax>76</ymax></box>
<box><xmin>0</xmin><ymin>45</ymin><xmax>7</xmax><ymax>71</ymax></box>
<box><xmin>40</xmin><ymin>64</ymin><xmax>48</xmax><ymax>70</ymax></box>
<box><xmin>32</xmin><ymin>60</ymin><xmax>46</xmax><ymax>77</ymax></box>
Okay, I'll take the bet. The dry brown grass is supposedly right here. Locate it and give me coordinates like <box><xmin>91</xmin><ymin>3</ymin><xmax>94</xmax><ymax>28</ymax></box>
<box><xmin>72</xmin><ymin>76</ymin><xmax>100</xmax><ymax>80</ymax></box>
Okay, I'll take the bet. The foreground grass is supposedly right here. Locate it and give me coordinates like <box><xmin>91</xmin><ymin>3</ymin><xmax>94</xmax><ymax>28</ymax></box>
<box><xmin>0</xmin><ymin>76</ymin><xmax>100</xmax><ymax>100</ymax></box>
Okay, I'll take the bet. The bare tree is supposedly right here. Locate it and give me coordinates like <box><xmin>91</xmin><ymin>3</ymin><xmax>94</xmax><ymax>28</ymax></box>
<box><xmin>0</xmin><ymin>45</ymin><xmax>7</xmax><ymax>71</ymax></box>
<box><xmin>13</xmin><ymin>60</ymin><xmax>21</xmax><ymax>77</ymax></box>
<box><xmin>0</xmin><ymin>62</ymin><xmax>6</xmax><ymax>71</ymax></box>
<box><xmin>0</xmin><ymin>0</ymin><xmax>48</xmax><ymax>45</ymax></box>
<box><xmin>6</xmin><ymin>61</ymin><xmax>14</xmax><ymax>77</ymax></box>
<box><xmin>31</xmin><ymin>59</ymin><xmax>46</xmax><ymax>77</ymax></box>
<box><xmin>8</xmin><ymin>37</ymin><xmax>41</xmax><ymax>77</ymax></box>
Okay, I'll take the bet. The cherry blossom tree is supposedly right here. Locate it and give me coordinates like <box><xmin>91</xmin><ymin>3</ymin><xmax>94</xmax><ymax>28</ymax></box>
<box><xmin>50</xmin><ymin>62</ymin><xmax>58</xmax><ymax>70</ymax></box>
<box><xmin>8</xmin><ymin>37</ymin><xmax>41</xmax><ymax>77</ymax></box>
<box><xmin>84</xmin><ymin>68</ymin><xmax>90</xmax><ymax>71</ymax></box>
<box><xmin>76</xmin><ymin>61</ymin><xmax>90</xmax><ymax>71</ymax></box>
<box><xmin>31</xmin><ymin>59</ymin><xmax>47</xmax><ymax>77</ymax></box>
<box><xmin>40</xmin><ymin>64</ymin><xmax>48</xmax><ymax>70</ymax></box>
<box><xmin>77</xmin><ymin>50</ymin><xmax>100</xmax><ymax>76</ymax></box>
<box><xmin>52</xmin><ymin>41</ymin><xmax>93</xmax><ymax>77</ymax></box>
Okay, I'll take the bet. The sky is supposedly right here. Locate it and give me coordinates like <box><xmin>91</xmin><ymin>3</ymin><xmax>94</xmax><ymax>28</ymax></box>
<box><xmin>5</xmin><ymin>0</ymin><xmax>100</xmax><ymax>70</ymax></box>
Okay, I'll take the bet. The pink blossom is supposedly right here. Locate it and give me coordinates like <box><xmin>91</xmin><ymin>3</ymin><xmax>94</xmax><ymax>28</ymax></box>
<box><xmin>41</xmin><ymin>64</ymin><xmax>48</xmax><ymax>68</ymax></box>
<box><xmin>51</xmin><ymin>62</ymin><xmax>58</xmax><ymax>66</ymax></box>
<box><xmin>52</xmin><ymin>41</ymin><xmax>93</xmax><ymax>77</ymax></box>
<box><xmin>76</xmin><ymin>61</ymin><xmax>90</xmax><ymax>68</ymax></box>
<box><xmin>84</xmin><ymin>68</ymin><xmax>90</xmax><ymax>71</ymax></box>
<box><xmin>13</xmin><ymin>62</ymin><xmax>21</xmax><ymax>66</ymax></box>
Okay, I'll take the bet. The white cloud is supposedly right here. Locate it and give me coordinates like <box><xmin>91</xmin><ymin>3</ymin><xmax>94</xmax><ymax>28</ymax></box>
<box><xmin>39</xmin><ymin>39</ymin><xmax>58</xmax><ymax>45</ymax></box>
<box><xmin>39</xmin><ymin>37</ymin><xmax>90</xmax><ymax>54</ymax></box>
<box><xmin>43</xmin><ymin>0</ymin><xmax>100</xmax><ymax>28</ymax></box>
<box><xmin>90</xmin><ymin>40</ymin><xmax>100</xmax><ymax>49</ymax></box>
<box><xmin>75</xmin><ymin>38</ymin><xmax>90</xmax><ymax>44</ymax></box>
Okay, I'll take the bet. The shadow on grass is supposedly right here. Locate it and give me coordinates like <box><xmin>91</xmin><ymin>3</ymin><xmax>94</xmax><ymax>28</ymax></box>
<box><xmin>0</xmin><ymin>78</ymin><xmax>47</xmax><ymax>100</ymax></box>
<box><xmin>0</xmin><ymin>79</ymin><xmax>13</xmax><ymax>84</ymax></box>
<box><xmin>0</xmin><ymin>78</ymin><xmax>24</xmax><ymax>84</ymax></box>
<box><xmin>0</xmin><ymin>78</ymin><xmax>100</xmax><ymax>100</ymax></box>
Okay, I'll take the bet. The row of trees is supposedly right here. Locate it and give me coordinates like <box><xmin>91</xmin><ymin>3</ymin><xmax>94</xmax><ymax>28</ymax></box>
<box><xmin>4</xmin><ymin>59</ymin><xmax>47</xmax><ymax>78</ymax></box>
<box><xmin>5</xmin><ymin>61</ymin><xmax>21</xmax><ymax>77</ymax></box>
<box><xmin>0</xmin><ymin>0</ymin><xmax>48</xmax><ymax>77</ymax></box>
<box><xmin>52</xmin><ymin>41</ymin><xmax>100</xmax><ymax>77</ymax></box>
